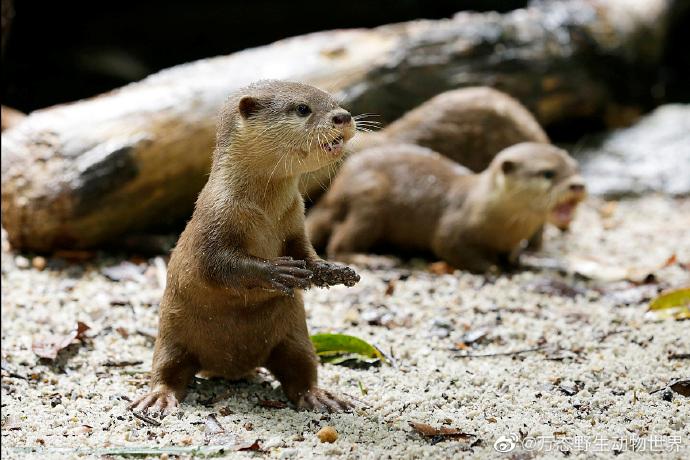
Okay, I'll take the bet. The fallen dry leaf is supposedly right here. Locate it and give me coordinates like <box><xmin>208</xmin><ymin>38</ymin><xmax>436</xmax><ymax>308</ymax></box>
<box><xmin>428</xmin><ymin>261</ymin><xmax>455</xmax><ymax>275</ymax></box>
<box><xmin>32</xmin><ymin>321</ymin><xmax>90</xmax><ymax>360</ymax></box>
<box><xmin>669</xmin><ymin>379</ymin><xmax>690</xmax><ymax>397</ymax></box>
<box><xmin>384</xmin><ymin>280</ymin><xmax>396</xmax><ymax>296</ymax></box>
<box><xmin>257</xmin><ymin>399</ymin><xmax>287</xmax><ymax>409</ymax></box>
<box><xmin>408</xmin><ymin>421</ymin><xmax>475</xmax><ymax>444</ymax></box>
<box><xmin>661</xmin><ymin>254</ymin><xmax>677</xmax><ymax>268</ymax></box>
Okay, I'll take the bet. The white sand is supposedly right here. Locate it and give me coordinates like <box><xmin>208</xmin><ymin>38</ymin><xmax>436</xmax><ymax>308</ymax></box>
<box><xmin>2</xmin><ymin>195</ymin><xmax>689</xmax><ymax>459</ymax></box>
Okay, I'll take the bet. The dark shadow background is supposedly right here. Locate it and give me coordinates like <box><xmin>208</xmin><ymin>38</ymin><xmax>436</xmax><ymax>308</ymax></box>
<box><xmin>1</xmin><ymin>0</ymin><xmax>532</xmax><ymax>112</ymax></box>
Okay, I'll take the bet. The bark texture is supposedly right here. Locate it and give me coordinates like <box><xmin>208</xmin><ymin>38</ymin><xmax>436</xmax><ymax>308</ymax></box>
<box><xmin>1</xmin><ymin>0</ymin><xmax>676</xmax><ymax>251</ymax></box>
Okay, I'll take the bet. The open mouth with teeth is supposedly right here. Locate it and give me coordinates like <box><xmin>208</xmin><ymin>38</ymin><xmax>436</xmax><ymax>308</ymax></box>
<box><xmin>549</xmin><ymin>197</ymin><xmax>581</xmax><ymax>230</ymax></box>
<box><xmin>322</xmin><ymin>135</ymin><xmax>344</xmax><ymax>156</ymax></box>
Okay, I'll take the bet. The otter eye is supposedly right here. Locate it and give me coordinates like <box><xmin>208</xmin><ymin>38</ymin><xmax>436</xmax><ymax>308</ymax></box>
<box><xmin>541</xmin><ymin>170</ymin><xmax>556</xmax><ymax>180</ymax></box>
<box><xmin>296</xmin><ymin>104</ymin><xmax>311</xmax><ymax>117</ymax></box>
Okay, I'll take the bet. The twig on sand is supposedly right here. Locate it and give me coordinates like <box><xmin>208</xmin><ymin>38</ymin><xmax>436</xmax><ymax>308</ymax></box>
<box><xmin>6</xmin><ymin>446</ymin><xmax>245</xmax><ymax>457</ymax></box>
<box><xmin>132</xmin><ymin>411</ymin><xmax>161</xmax><ymax>427</ymax></box>
<box><xmin>453</xmin><ymin>346</ymin><xmax>547</xmax><ymax>358</ymax></box>
<box><xmin>668</xmin><ymin>353</ymin><xmax>690</xmax><ymax>360</ymax></box>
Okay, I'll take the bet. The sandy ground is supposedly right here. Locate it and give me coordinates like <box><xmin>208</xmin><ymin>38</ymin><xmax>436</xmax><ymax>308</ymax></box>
<box><xmin>1</xmin><ymin>195</ymin><xmax>689</xmax><ymax>459</ymax></box>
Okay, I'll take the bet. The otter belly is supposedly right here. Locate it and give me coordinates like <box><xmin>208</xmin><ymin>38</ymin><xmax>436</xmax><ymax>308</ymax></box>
<box><xmin>172</xmin><ymin>294</ymin><xmax>299</xmax><ymax>380</ymax></box>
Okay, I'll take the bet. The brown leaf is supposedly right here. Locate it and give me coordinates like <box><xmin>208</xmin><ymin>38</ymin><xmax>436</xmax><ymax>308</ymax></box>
<box><xmin>32</xmin><ymin>321</ymin><xmax>90</xmax><ymax>360</ymax></box>
<box><xmin>428</xmin><ymin>261</ymin><xmax>455</xmax><ymax>275</ymax></box>
<box><xmin>384</xmin><ymin>280</ymin><xmax>396</xmax><ymax>296</ymax></box>
<box><xmin>661</xmin><ymin>254</ymin><xmax>677</xmax><ymax>268</ymax></box>
<box><xmin>669</xmin><ymin>379</ymin><xmax>690</xmax><ymax>397</ymax></box>
<box><xmin>257</xmin><ymin>399</ymin><xmax>287</xmax><ymax>409</ymax></box>
<box><xmin>408</xmin><ymin>421</ymin><xmax>475</xmax><ymax>443</ymax></box>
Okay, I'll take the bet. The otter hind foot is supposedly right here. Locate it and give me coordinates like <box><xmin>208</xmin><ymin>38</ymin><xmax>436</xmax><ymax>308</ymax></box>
<box><xmin>129</xmin><ymin>386</ymin><xmax>180</xmax><ymax>417</ymax></box>
<box><xmin>298</xmin><ymin>388</ymin><xmax>362</xmax><ymax>412</ymax></box>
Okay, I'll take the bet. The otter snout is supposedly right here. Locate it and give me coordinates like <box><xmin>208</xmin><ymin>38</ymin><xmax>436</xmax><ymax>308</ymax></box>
<box><xmin>569</xmin><ymin>181</ymin><xmax>585</xmax><ymax>194</ymax></box>
<box><xmin>331</xmin><ymin>110</ymin><xmax>352</xmax><ymax>126</ymax></box>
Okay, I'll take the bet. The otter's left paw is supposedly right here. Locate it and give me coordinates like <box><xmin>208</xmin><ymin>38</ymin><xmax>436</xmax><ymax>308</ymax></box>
<box><xmin>128</xmin><ymin>387</ymin><xmax>180</xmax><ymax>418</ymax></box>
<box><xmin>298</xmin><ymin>388</ymin><xmax>359</xmax><ymax>412</ymax></box>
<box><xmin>308</xmin><ymin>261</ymin><xmax>360</xmax><ymax>288</ymax></box>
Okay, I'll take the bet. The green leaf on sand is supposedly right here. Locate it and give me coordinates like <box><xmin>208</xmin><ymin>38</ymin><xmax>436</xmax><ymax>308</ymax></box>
<box><xmin>311</xmin><ymin>333</ymin><xmax>387</xmax><ymax>367</ymax></box>
<box><xmin>648</xmin><ymin>288</ymin><xmax>690</xmax><ymax>320</ymax></box>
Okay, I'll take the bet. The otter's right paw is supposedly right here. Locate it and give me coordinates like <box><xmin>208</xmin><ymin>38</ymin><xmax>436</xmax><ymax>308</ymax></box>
<box><xmin>128</xmin><ymin>389</ymin><xmax>180</xmax><ymax>418</ymax></box>
<box><xmin>265</xmin><ymin>257</ymin><xmax>313</xmax><ymax>295</ymax></box>
<box><xmin>308</xmin><ymin>261</ymin><xmax>360</xmax><ymax>288</ymax></box>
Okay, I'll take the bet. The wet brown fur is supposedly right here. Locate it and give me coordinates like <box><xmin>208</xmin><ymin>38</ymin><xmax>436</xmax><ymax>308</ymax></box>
<box><xmin>130</xmin><ymin>80</ymin><xmax>360</xmax><ymax>415</ymax></box>
<box><xmin>356</xmin><ymin>87</ymin><xmax>549</xmax><ymax>171</ymax></box>
<box><xmin>302</xmin><ymin>86</ymin><xmax>549</xmax><ymax>199</ymax></box>
<box><xmin>307</xmin><ymin>143</ymin><xmax>584</xmax><ymax>273</ymax></box>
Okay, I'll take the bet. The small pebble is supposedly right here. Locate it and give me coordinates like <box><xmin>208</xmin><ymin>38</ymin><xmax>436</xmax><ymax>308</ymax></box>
<box><xmin>316</xmin><ymin>426</ymin><xmax>338</xmax><ymax>443</ymax></box>
<box><xmin>32</xmin><ymin>256</ymin><xmax>47</xmax><ymax>271</ymax></box>
<box><xmin>14</xmin><ymin>255</ymin><xmax>30</xmax><ymax>269</ymax></box>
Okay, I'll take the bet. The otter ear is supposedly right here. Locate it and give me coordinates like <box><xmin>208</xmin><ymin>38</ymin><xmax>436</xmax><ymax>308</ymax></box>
<box><xmin>501</xmin><ymin>160</ymin><xmax>517</xmax><ymax>174</ymax></box>
<box><xmin>238</xmin><ymin>96</ymin><xmax>264</xmax><ymax>119</ymax></box>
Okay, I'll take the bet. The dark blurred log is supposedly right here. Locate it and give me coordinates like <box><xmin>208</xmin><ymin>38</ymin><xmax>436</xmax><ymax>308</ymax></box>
<box><xmin>1</xmin><ymin>0</ymin><xmax>677</xmax><ymax>251</ymax></box>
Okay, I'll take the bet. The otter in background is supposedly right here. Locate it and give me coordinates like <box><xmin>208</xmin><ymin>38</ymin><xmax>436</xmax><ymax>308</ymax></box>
<box><xmin>303</xmin><ymin>86</ymin><xmax>584</xmax><ymax>235</ymax></box>
<box><xmin>307</xmin><ymin>143</ymin><xmax>585</xmax><ymax>273</ymax></box>
<box><xmin>302</xmin><ymin>87</ymin><xmax>548</xmax><ymax>198</ymax></box>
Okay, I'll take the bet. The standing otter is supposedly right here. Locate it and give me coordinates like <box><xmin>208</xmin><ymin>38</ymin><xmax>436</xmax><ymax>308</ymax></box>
<box><xmin>130</xmin><ymin>80</ymin><xmax>360</xmax><ymax>415</ymax></box>
<box><xmin>307</xmin><ymin>143</ymin><xmax>584</xmax><ymax>273</ymax></box>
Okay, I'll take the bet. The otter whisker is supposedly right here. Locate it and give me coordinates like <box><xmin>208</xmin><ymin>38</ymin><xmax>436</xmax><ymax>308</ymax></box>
<box><xmin>352</xmin><ymin>113</ymin><xmax>381</xmax><ymax>120</ymax></box>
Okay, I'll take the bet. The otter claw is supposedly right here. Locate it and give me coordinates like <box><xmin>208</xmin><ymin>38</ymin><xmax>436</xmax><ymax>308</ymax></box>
<box><xmin>298</xmin><ymin>388</ymin><xmax>359</xmax><ymax>413</ymax></box>
<box><xmin>129</xmin><ymin>390</ymin><xmax>180</xmax><ymax>417</ymax></box>
<box><xmin>309</xmin><ymin>262</ymin><xmax>360</xmax><ymax>288</ymax></box>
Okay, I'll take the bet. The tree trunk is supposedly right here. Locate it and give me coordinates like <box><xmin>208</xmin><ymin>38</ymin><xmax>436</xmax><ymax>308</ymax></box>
<box><xmin>1</xmin><ymin>0</ymin><xmax>676</xmax><ymax>251</ymax></box>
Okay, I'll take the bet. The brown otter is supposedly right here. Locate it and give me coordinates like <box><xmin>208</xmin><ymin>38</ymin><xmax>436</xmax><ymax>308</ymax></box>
<box><xmin>130</xmin><ymin>80</ymin><xmax>360</xmax><ymax>415</ymax></box>
<box><xmin>301</xmin><ymin>86</ymin><xmax>549</xmax><ymax>198</ymax></box>
<box><xmin>303</xmin><ymin>87</ymin><xmax>583</xmax><ymax>236</ymax></box>
<box><xmin>307</xmin><ymin>142</ymin><xmax>584</xmax><ymax>273</ymax></box>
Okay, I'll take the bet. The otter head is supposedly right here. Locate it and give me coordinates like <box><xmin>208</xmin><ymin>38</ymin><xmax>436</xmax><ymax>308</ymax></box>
<box><xmin>217</xmin><ymin>80</ymin><xmax>355</xmax><ymax>177</ymax></box>
<box><xmin>491</xmin><ymin>143</ymin><xmax>585</xmax><ymax>219</ymax></box>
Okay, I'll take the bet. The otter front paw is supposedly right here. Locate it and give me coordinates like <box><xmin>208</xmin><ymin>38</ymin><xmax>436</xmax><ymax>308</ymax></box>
<box><xmin>297</xmin><ymin>388</ymin><xmax>359</xmax><ymax>412</ymax></box>
<box><xmin>264</xmin><ymin>257</ymin><xmax>313</xmax><ymax>295</ymax></box>
<box><xmin>129</xmin><ymin>387</ymin><xmax>180</xmax><ymax>417</ymax></box>
<box><xmin>308</xmin><ymin>261</ymin><xmax>360</xmax><ymax>288</ymax></box>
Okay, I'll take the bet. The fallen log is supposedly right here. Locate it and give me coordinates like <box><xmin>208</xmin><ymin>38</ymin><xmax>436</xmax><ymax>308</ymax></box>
<box><xmin>1</xmin><ymin>0</ymin><xmax>677</xmax><ymax>251</ymax></box>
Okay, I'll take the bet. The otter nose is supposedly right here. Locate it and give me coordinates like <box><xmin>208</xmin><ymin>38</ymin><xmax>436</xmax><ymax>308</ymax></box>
<box><xmin>332</xmin><ymin>111</ymin><xmax>352</xmax><ymax>126</ymax></box>
<box><xmin>569</xmin><ymin>183</ymin><xmax>585</xmax><ymax>193</ymax></box>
